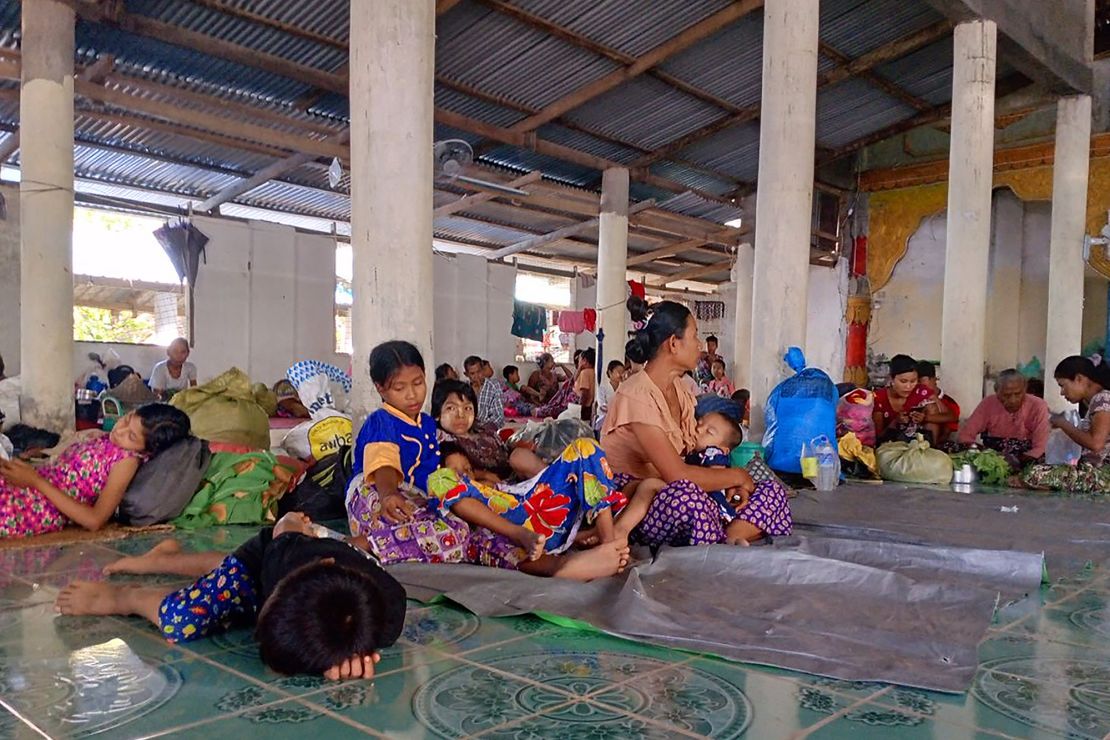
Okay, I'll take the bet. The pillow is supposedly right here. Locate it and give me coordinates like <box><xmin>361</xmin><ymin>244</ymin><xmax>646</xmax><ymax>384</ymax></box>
<box><xmin>118</xmin><ymin>436</ymin><xmax>212</xmax><ymax>526</ymax></box>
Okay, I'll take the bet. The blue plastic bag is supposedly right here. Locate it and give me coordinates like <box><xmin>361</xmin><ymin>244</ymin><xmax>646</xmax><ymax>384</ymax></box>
<box><xmin>763</xmin><ymin>347</ymin><xmax>839</xmax><ymax>474</ymax></box>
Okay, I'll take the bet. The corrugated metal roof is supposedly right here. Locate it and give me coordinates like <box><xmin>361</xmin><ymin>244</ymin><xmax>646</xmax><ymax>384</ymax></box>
<box><xmin>537</xmin><ymin>124</ymin><xmax>640</xmax><ymax>166</ymax></box>
<box><xmin>872</xmin><ymin>38</ymin><xmax>954</xmax><ymax>106</ymax></box>
<box><xmin>652</xmin><ymin>190</ymin><xmax>743</xmax><ymax>224</ymax></box>
<box><xmin>508</xmin><ymin>0</ymin><xmax>735</xmax><ymax>58</ymax></box>
<box><xmin>436</xmin><ymin>2</ymin><xmax>620</xmax><ymax>111</ymax></box>
<box><xmin>436</xmin><ymin>87</ymin><xmax>528</xmax><ymax>129</ymax></box>
<box><xmin>674</xmin><ymin>121</ymin><xmax>762</xmax><ymax>181</ymax></box>
<box><xmin>657</xmin><ymin>12</ymin><xmax>764</xmax><ymax>108</ymax></box>
<box><xmin>819</xmin><ymin>0</ymin><xmax>944</xmax><ymax>58</ymax></box>
<box><xmin>562</xmin><ymin>75</ymin><xmax>727</xmax><ymax>151</ymax></box>
<box><xmin>648</xmin><ymin>161</ymin><xmax>737</xmax><ymax>200</ymax></box>
<box><xmin>213</xmin><ymin>0</ymin><xmax>349</xmax><ymax>44</ymax></box>
<box><xmin>815</xmin><ymin>78</ymin><xmax>916</xmax><ymax>148</ymax></box>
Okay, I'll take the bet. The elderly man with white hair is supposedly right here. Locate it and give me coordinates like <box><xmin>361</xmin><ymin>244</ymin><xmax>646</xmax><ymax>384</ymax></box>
<box><xmin>957</xmin><ymin>369</ymin><xmax>1050</xmax><ymax>463</ymax></box>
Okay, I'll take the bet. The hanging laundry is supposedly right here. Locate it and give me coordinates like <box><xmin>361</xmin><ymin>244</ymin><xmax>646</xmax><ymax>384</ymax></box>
<box><xmin>557</xmin><ymin>310</ymin><xmax>587</xmax><ymax>334</ymax></box>
<box><xmin>512</xmin><ymin>300</ymin><xmax>547</xmax><ymax>341</ymax></box>
<box><xmin>583</xmin><ymin>308</ymin><xmax>597</xmax><ymax>333</ymax></box>
<box><xmin>628</xmin><ymin>280</ymin><xmax>646</xmax><ymax>299</ymax></box>
<box><xmin>695</xmin><ymin>301</ymin><xmax>725</xmax><ymax>321</ymax></box>
<box><xmin>578</xmin><ymin>273</ymin><xmax>596</xmax><ymax>290</ymax></box>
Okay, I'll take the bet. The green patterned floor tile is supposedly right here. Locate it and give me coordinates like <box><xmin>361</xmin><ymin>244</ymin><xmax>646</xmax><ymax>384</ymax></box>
<box><xmin>149</xmin><ymin>705</ymin><xmax>376</xmax><ymax>739</ymax></box>
<box><xmin>857</xmin><ymin>667</ymin><xmax>1110</xmax><ymax>740</ymax></box>
<box><xmin>0</xmin><ymin>543</ymin><xmax>122</xmax><ymax>580</ymax></box>
<box><xmin>802</xmin><ymin>697</ymin><xmax>1012</xmax><ymax>739</ymax></box>
<box><xmin>0</xmin><ymin>651</ymin><xmax>285</xmax><ymax>739</ymax></box>
<box><xmin>405</xmin><ymin>605</ymin><xmax>554</xmax><ymax>656</ymax></box>
<box><xmin>298</xmin><ymin>656</ymin><xmax>552</xmax><ymax>737</ymax></box>
<box><xmin>977</xmin><ymin>633</ymin><xmax>1110</xmax><ymax>691</ymax></box>
<box><xmin>470</xmin><ymin>698</ymin><xmax>704</xmax><ymax>739</ymax></box>
<box><xmin>1000</xmin><ymin>588</ymin><xmax>1110</xmax><ymax>649</ymax></box>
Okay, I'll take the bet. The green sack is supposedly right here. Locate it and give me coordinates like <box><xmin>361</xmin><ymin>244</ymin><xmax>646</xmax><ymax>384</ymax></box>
<box><xmin>252</xmin><ymin>382</ymin><xmax>279</xmax><ymax>417</ymax></box>
<box><xmin>877</xmin><ymin>434</ymin><xmax>953</xmax><ymax>485</ymax></box>
<box><xmin>171</xmin><ymin>368</ymin><xmax>270</xmax><ymax>450</ymax></box>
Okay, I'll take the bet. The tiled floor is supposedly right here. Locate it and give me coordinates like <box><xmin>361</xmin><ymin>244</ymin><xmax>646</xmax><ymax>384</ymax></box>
<box><xmin>0</xmin><ymin>527</ymin><xmax>1107</xmax><ymax>739</ymax></box>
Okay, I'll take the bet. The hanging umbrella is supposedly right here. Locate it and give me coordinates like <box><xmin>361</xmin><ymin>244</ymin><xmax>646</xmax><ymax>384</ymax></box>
<box><xmin>154</xmin><ymin>219</ymin><xmax>209</xmax><ymax>345</ymax></box>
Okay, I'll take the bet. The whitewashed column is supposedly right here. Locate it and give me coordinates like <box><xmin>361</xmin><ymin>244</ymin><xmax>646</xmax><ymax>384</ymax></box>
<box><xmin>747</xmin><ymin>0</ymin><xmax>819</xmax><ymax>435</ymax></box>
<box><xmin>19</xmin><ymin>0</ymin><xmax>74</xmax><ymax>432</ymax></box>
<box><xmin>731</xmin><ymin>242</ymin><xmax>754</xmax><ymax>387</ymax></box>
<box><xmin>1045</xmin><ymin>95</ymin><xmax>1092</xmax><ymax>412</ymax></box>
<box><xmin>940</xmin><ymin>19</ymin><xmax>997</xmax><ymax>411</ymax></box>
<box><xmin>596</xmin><ymin>167</ymin><xmax>629</xmax><ymax>369</ymax></box>
<box><xmin>349</xmin><ymin>0</ymin><xmax>435</xmax><ymax>419</ymax></box>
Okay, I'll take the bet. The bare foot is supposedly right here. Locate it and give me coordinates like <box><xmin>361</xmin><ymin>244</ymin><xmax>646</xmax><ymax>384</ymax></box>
<box><xmin>574</xmin><ymin>527</ymin><xmax>600</xmax><ymax>548</ymax></box>
<box><xmin>56</xmin><ymin>581</ymin><xmax>126</xmax><ymax>616</ymax></box>
<box><xmin>104</xmin><ymin>539</ymin><xmax>181</xmax><ymax>575</ymax></box>
<box><xmin>552</xmin><ymin>542</ymin><xmax>629</xmax><ymax>581</ymax></box>
<box><xmin>512</xmin><ymin>527</ymin><xmax>547</xmax><ymax>561</ymax></box>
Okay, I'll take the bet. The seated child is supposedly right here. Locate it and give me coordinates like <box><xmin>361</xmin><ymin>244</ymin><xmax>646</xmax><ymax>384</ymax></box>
<box><xmin>0</xmin><ymin>405</ymin><xmax>191</xmax><ymax>538</ymax></box>
<box><xmin>705</xmin><ymin>360</ymin><xmax>736</xmax><ymax>398</ymax></box>
<box><xmin>604</xmin><ymin>411</ymin><xmax>792</xmax><ymax>547</ymax></box>
<box><xmin>55</xmin><ymin>511</ymin><xmax>406</xmax><ymax>680</ymax></box>
<box><xmin>433</xmin><ymin>440</ymin><xmax>630</xmax><ymax>581</ymax></box>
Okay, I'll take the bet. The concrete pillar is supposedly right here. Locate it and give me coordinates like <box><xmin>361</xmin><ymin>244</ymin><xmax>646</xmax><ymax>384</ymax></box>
<box><xmin>596</xmin><ymin>167</ymin><xmax>629</xmax><ymax>370</ymax></box>
<box><xmin>19</xmin><ymin>0</ymin><xmax>74</xmax><ymax>432</ymax></box>
<box><xmin>940</xmin><ymin>20</ymin><xmax>997</xmax><ymax>413</ymax></box>
<box><xmin>348</xmin><ymin>0</ymin><xmax>435</xmax><ymax>419</ymax></box>
<box><xmin>1045</xmin><ymin>94</ymin><xmax>1092</xmax><ymax>412</ymax></box>
<box><xmin>731</xmin><ymin>243</ymin><xmax>754</xmax><ymax>387</ymax></box>
<box><xmin>747</xmin><ymin>0</ymin><xmax>819</xmax><ymax>436</ymax></box>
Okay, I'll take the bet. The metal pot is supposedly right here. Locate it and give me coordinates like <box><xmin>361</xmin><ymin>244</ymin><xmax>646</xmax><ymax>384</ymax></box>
<box><xmin>952</xmin><ymin>463</ymin><xmax>979</xmax><ymax>485</ymax></box>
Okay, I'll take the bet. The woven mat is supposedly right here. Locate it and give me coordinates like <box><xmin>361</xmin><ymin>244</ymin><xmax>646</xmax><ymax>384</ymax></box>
<box><xmin>0</xmin><ymin>523</ymin><xmax>175</xmax><ymax>551</ymax></box>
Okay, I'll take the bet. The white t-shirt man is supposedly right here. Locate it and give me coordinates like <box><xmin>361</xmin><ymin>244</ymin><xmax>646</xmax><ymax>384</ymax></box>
<box><xmin>150</xmin><ymin>360</ymin><xmax>197</xmax><ymax>394</ymax></box>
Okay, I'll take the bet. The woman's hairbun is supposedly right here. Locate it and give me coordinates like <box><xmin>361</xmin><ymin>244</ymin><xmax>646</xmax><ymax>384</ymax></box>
<box><xmin>625</xmin><ymin>332</ymin><xmax>651</xmax><ymax>365</ymax></box>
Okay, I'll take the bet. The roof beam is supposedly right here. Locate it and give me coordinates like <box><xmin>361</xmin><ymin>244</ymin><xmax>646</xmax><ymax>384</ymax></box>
<box><xmin>486</xmin><ymin>199</ymin><xmax>656</xmax><ymax>260</ymax></box>
<box><xmin>0</xmin><ymin>53</ymin><xmax>117</xmax><ymax>163</ymax></box>
<box><xmin>477</xmin><ymin>0</ymin><xmax>752</xmax><ymax>116</ymax></box>
<box><xmin>198</xmin><ymin>129</ymin><xmax>351</xmax><ymax>213</ymax></box>
<box><xmin>436</xmin><ymin>0</ymin><xmax>465</xmax><ymax>15</ymax></box>
<box><xmin>817</xmin><ymin>42</ymin><xmax>932</xmax><ymax>112</ymax></box>
<box><xmin>187</xmin><ymin>0</ymin><xmax>347</xmax><ymax>51</ymax></box>
<box><xmin>435</xmin><ymin>76</ymin><xmax>751</xmax><ymax>192</ymax></box>
<box><xmin>626</xmin><ymin>227</ymin><xmax>741</xmax><ymax>267</ymax></box>
<box><xmin>57</xmin><ymin>0</ymin><xmax>348</xmax><ymax>94</ymax></box>
<box><xmin>633</xmin><ymin>20</ymin><xmax>954</xmax><ymax>168</ymax></box>
<box><xmin>505</xmin><ymin>0</ymin><xmax>763</xmax><ymax>133</ymax></box>
<box><xmin>650</xmin><ymin>259</ymin><xmax>733</xmax><ymax>286</ymax></box>
<box><xmin>433</xmin><ymin>170</ymin><xmax>543</xmax><ymax>216</ymax></box>
<box><xmin>434</xmin><ymin>106</ymin><xmax>732</xmax><ymax>203</ymax></box>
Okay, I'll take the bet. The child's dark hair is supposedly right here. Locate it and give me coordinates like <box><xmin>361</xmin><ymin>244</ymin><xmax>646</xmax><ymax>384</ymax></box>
<box><xmin>255</xmin><ymin>561</ymin><xmax>391</xmax><ymax>676</ymax></box>
<box><xmin>625</xmin><ymin>300</ymin><xmax>692</xmax><ymax>365</ymax></box>
<box><xmin>706</xmin><ymin>335</ymin><xmax>718</xmax><ymax>346</ymax></box>
<box><xmin>915</xmin><ymin>360</ymin><xmax>937</xmax><ymax>379</ymax></box>
<box><xmin>579</xmin><ymin>348</ymin><xmax>596</xmax><ymax>367</ymax></box>
<box><xmin>606</xmin><ymin>360</ymin><xmax>625</xmax><ymax>376</ymax></box>
<box><xmin>463</xmin><ymin>355</ymin><xmax>483</xmax><ymax>372</ymax></box>
<box><xmin>135</xmin><ymin>404</ymin><xmax>191</xmax><ymax>455</ymax></box>
<box><xmin>704</xmin><ymin>410</ymin><xmax>743</xmax><ymax>449</ymax></box>
<box><xmin>1054</xmin><ymin>355</ymin><xmax>1110</xmax><ymax>388</ymax></box>
<box><xmin>888</xmin><ymin>354</ymin><xmax>917</xmax><ymax>377</ymax></box>
<box><xmin>731</xmin><ymin>388</ymin><xmax>750</xmax><ymax>405</ymax></box>
<box><xmin>431</xmin><ymin>379</ymin><xmax>478</xmax><ymax>422</ymax></box>
<box><xmin>434</xmin><ymin>363</ymin><xmax>455</xmax><ymax>382</ymax></box>
<box><xmin>439</xmin><ymin>440</ymin><xmax>471</xmax><ymax>465</ymax></box>
<box><xmin>369</xmin><ymin>341</ymin><xmax>424</xmax><ymax>386</ymax></box>
<box><xmin>503</xmin><ymin>365</ymin><xmax>519</xmax><ymax>381</ymax></box>
<box><xmin>711</xmin><ymin>358</ymin><xmax>726</xmax><ymax>370</ymax></box>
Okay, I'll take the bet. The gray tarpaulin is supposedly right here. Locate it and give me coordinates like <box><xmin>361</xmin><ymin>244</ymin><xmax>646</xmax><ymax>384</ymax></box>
<box><xmin>789</xmin><ymin>483</ymin><xmax>1110</xmax><ymax>576</ymax></box>
<box><xmin>391</xmin><ymin>532</ymin><xmax>1043</xmax><ymax>693</ymax></box>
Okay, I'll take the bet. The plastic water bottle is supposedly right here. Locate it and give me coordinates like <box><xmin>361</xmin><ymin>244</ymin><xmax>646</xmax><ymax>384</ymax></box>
<box><xmin>811</xmin><ymin>435</ymin><xmax>840</xmax><ymax>491</ymax></box>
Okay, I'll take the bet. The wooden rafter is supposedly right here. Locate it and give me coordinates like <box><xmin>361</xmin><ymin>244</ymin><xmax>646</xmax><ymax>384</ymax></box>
<box><xmin>435</xmin><ymin>76</ymin><xmax>750</xmax><ymax>192</ymax></box>
<box><xmin>632</xmin><ymin>20</ymin><xmax>954</xmax><ymax>169</ymax></box>
<box><xmin>433</xmin><ymin>171</ymin><xmax>543</xmax><ymax>216</ymax></box>
<box><xmin>651</xmin><ymin>259</ymin><xmax>733</xmax><ymax>286</ymax></box>
<box><xmin>476</xmin><ymin>0</ymin><xmax>750</xmax><ymax>116</ymax></box>
<box><xmin>626</xmin><ymin>228</ymin><xmax>742</xmax><ymax>267</ymax></box>
<box><xmin>504</xmin><ymin>0</ymin><xmax>764</xmax><ymax>134</ymax></box>
<box><xmin>817</xmin><ymin>42</ymin><xmax>931</xmax><ymax>112</ymax></box>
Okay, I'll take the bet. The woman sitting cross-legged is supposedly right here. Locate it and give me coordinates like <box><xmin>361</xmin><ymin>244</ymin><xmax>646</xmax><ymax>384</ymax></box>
<box><xmin>601</xmin><ymin>300</ymin><xmax>793</xmax><ymax>546</ymax></box>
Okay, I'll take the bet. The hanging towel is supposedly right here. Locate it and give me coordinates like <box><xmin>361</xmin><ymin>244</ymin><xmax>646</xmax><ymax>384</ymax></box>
<box><xmin>557</xmin><ymin>310</ymin><xmax>587</xmax><ymax>334</ymax></box>
<box><xmin>695</xmin><ymin>301</ymin><xmax>725</xmax><ymax>321</ymax></box>
<box><xmin>578</xmin><ymin>273</ymin><xmax>596</xmax><ymax>290</ymax></box>
<box><xmin>628</xmin><ymin>280</ymin><xmax>646</xmax><ymax>299</ymax></box>
<box><xmin>512</xmin><ymin>300</ymin><xmax>547</xmax><ymax>341</ymax></box>
<box><xmin>583</xmin><ymin>308</ymin><xmax>597</xmax><ymax>333</ymax></box>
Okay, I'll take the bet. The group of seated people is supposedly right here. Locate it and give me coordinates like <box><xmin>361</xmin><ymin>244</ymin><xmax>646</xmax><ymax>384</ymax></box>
<box><xmin>863</xmin><ymin>351</ymin><xmax>1110</xmax><ymax>492</ymax></box>
<box><xmin>0</xmin><ymin>295</ymin><xmax>1106</xmax><ymax>683</ymax></box>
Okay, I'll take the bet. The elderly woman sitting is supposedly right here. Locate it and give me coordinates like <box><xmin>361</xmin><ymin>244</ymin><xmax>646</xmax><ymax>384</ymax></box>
<box><xmin>958</xmin><ymin>369</ymin><xmax>1050</xmax><ymax>465</ymax></box>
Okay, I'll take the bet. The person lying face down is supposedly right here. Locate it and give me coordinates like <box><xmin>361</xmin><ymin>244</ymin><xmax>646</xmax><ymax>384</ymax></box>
<box><xmin>55</xmin><ymin>511</ymin><xmax>407</xmax><ymax>680</ymax></box>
